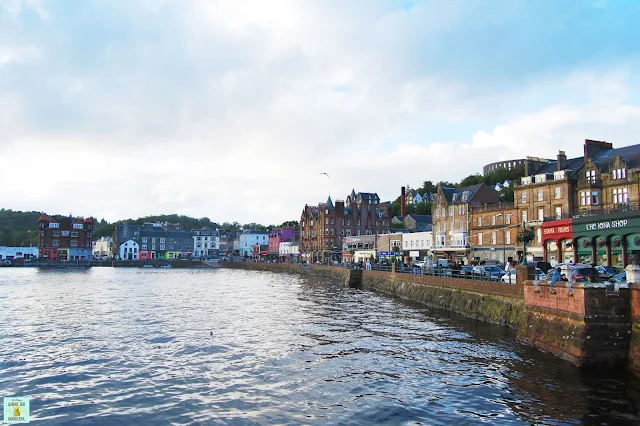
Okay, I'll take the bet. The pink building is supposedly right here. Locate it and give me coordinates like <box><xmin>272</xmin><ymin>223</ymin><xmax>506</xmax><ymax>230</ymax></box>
<box><xmin>268</xmin><ymin>228</ymin><xmax>297</xmax><ymax>256</ymax></box>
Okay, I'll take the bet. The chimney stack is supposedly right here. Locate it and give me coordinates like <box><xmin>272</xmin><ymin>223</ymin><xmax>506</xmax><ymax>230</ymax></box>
<box><xmin>557</xmin><ymin>150</ymin><xmax>567</xmax><ymax>171</ymax></box>
<box><xmin>401</xmin><ymin>187</ymin><xmax>406</xmax><ymax>217</ymax></box>
<box><xmin>584</xmin><ymin>139</ymin><xmax>613</xmax><ymax>161</ymax></box>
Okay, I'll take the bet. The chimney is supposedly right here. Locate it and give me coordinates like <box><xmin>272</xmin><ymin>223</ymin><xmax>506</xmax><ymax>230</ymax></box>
<box><xmin>400</xmin><ymin>186</ymin><xmax>406</xmax><ymax>217</ymax></box>
<box><xmin>557</xmin><ymin>150</ymin><xmax>567</xmax><ymax>171</ymax></box>
<box><xmin>584</xmin><ymin>139</ymin><xmax>613</xmax><ymax>161</ymax></box>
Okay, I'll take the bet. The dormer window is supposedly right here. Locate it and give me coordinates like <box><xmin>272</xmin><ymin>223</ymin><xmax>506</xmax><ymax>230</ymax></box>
<box><xmin>461</xmin><ymin>191</ymin><xmax>469</xmax><ymax>202</ymax></box>
<box><xmin>586</xmin><ymin>170</ymin><xmax>596</xmax><ymax>183</ymax></box>
<box><xmin>612</xmin><ymin>168</ymin><xmax>627</xmax><ymax>179</ymax></box>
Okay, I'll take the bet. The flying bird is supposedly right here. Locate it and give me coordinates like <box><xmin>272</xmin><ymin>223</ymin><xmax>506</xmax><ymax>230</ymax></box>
<box><xmin>319</xmin><ymin>172</ymin><xmax>330</xmax><ymax>178</ymax></box>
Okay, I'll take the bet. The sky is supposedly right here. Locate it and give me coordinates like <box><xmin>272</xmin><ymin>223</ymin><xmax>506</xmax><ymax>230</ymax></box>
<box><xmin>2</xmin><ymin>0</ymin><xmax>640</xmax><ymax>225</ymax></box>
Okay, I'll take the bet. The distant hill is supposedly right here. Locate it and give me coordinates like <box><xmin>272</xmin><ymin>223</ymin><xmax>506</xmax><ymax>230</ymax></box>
<box><xmin>0</xmin><ymin>209</ymin><xmax>42</xmax><ymax>247</ymax></box>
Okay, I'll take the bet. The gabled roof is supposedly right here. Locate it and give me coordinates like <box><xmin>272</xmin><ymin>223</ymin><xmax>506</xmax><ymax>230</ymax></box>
<box><xmin>326</xmin><ymin>196</ymin><xmax>334</xmax><ymax>210</ymax></box>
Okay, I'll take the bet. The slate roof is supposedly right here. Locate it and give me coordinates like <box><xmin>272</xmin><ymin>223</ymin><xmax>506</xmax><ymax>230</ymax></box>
<box><xmin>440</xmin><ymin>184</ymin><xmax>484</xmax><ymax>205</ymax></box>
<box><xmin>326</xmin><ymin>196</ymin><xmax>334</xmax><ymax>210</ymax></box>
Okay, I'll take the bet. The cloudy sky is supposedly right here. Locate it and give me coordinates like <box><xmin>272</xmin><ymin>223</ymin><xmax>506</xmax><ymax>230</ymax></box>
<box><xmin>2</xmin><ymin>0</ymin><xmax>640</xmax><ymax>225</ymax></box>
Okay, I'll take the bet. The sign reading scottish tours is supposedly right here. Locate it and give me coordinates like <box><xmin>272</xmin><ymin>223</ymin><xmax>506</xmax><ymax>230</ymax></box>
<box><xmin>4</xmin><ymin>397</ymin><xmax>30</xmax><ymax>424</ymax></box>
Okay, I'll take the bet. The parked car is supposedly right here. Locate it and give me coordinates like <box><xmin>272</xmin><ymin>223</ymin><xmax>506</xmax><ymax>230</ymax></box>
<box><xmin>472</xmin><ymin>265</ymin><xmax>506</xmax><ymax>281</ymax></box>
<box><xmin>459</xmin><ymin>265</ymin><xmax>474</xmax><ymax>278</ymax></box>
<box><xmin>526</xmin><ymin>261</ymin><xmax>552</xmax><ymax>274</ymax></box>
<box><xmin>570</xmin><ymin>265</ymin><xmax>601</xmax><ymax>283</ymax></box>
<box><xmin>500</xmin><ymin>268</ymin><xmax>547</xmax><ymax>283</ymax></box>
<box><xmin>608</xmin><ymin>272</ymin><xmax>627</xmax><ymax>284</ymax></box>
<box><xmin>595</xmin><ymin>265</ymin><xmax>623</xmax><ymax>281</ymax></box>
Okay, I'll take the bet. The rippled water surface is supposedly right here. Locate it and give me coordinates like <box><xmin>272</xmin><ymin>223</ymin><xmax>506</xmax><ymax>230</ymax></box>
<box><xmin>1</xmin><ymin>268</ymin><xmax>639</xmax><ymax>425</ymax></box>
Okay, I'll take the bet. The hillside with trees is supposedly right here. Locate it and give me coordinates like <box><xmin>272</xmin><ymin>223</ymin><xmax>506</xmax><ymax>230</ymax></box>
<box><xmin>387</xmin><ymin>165</ymin><xmax>525</xmax><ymax>217</ymax></box>
<box><xmin>0</xmin><ymin>209</ymin><xmax>299</xmax><ymax>246</ymax></box>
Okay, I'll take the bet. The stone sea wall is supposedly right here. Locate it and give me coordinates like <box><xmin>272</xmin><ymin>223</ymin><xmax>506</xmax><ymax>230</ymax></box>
<box><xmin>360</xmin><ymin>270</ymin><xmax>526</xmax><ymax>328</ymax></box>
<box><xmin>630</xmin><ymin>286</ymin><xmax>640</xmax><ymax>375</ymax></box>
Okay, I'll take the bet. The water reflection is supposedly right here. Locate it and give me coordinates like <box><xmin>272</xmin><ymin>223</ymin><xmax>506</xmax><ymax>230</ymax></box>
<box><xmin>0</xmin><ymin>267</ymin><xmax>638</xmax><ymax>425</ymax></box>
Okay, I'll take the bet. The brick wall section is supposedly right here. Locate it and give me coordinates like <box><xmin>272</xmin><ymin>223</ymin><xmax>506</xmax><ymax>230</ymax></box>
<box><xmin>519</xmin><ymin>281</ymin><xmax>631</xmax><ymax>368</ymax></box>
<box><xmin>630</xmin><ymin>285</ymin><xmax>640</xmax><ymax>375</ymax></box>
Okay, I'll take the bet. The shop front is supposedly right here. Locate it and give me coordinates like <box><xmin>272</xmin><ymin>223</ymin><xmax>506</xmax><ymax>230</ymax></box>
<box><xmin>572</xmin><ymin>211</ymin><xmax>640</xmax><ymax>267</ymax></box>
<box><xmin>541</xmin><ymin>219</ymin><xmax>573</xmax><ymax>266</ymax></box>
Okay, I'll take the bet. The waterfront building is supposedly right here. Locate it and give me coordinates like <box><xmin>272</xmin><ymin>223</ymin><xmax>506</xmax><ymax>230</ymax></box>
<box><xmin>92</xmin><ymin>236</ymin><xmax>113</xmax><ymax>259</ymax></box>
<box><xmin>119</xmin><ymin>239</ymin><xmax>139</xmax><ymax>260</ymax></box>
<box><xmin>469</xmin><ymin>203</ymin><xmax>519</xmax><ymax>264</ymax></box>
<box><xmin>37</xmin><ymin>215</ymin><xmax>94</xmax><ymax>260</ymax></box>
<box><xmin>518</xmin><ymin>139</ymin><xmax>640</xmax><ymax>264</ymax></box>
<box><xmin>375</xmin><ymin>232</ymin><xmax>404</xmax><ymax>261</ymax></box>
<box><xmin>114</xmin><ymin>223</ymin><xmax>141</xmax><ymax>257</ymax></box>
<box><xmin>279</xmin><ymin>241</ymin><xmax>291</xmax><ymax>262</ymax></box>
<box><xmin>571</xmin><ymin>213</ymin><xmax>640</xmax><ymax>267</ymax></box>
<box><xmin>238</xmin><ymin>230</ymin><xmax>269</xmax><ymax>257</ymax></box>
<box><xmin>432</xmin><ymin>183</ymin><xmax>499</xmax><ymax>264</ymax></box>
<box><xmin>289</xmin><ymin>241</ymin><xmax>300</xmax><ymax>262</ymax></box>
<box><xmin>192</xmin><ymin>228</ymin><xmax>220</xmax><ymax>258</ymax></box>
<box><xmin>541</xmin><ymin>219</ymin><xmax>574</xmax><ymax>265</ymax></box>
<box><xmin>401</xmin><ymin>231</ymin><xmax>433</xmax><ymax>261</ymax></box>
<box><xmin>268</xmin><ymin>228</ymin><xmax>296</xmax><ymax>257</ymax></box>
<box><xmin>300</xmin><ymin>191</ymin><xmax>391</xmax><ymax>263</ymax></box>
<box><xmin>137</xmin><ymin>222</ymin><xmax>193</xmax><ymax>260</ymax></box>
<box><xmin>0</xmin><ymin>246</ymin><xmax>38</xmax><ymax>260</ymax></box>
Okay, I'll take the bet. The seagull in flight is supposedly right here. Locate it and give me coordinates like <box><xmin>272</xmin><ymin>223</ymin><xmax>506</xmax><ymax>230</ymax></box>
<box><xmin>319</xmin><ymin>172</ymin><xmax>330</xmax><ymax>178</ymax></box>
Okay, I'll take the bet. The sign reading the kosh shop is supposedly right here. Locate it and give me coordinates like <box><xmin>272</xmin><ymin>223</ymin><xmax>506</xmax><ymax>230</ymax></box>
<box><xmin>584</xmin><ymin>219</ymin><xmax>629</xmax><ymax>231</ymax></box>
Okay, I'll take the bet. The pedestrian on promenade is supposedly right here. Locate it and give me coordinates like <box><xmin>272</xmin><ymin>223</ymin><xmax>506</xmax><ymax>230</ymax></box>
<box><xmin>550</xmin><ymin>267</ymin><xmax>562</xmax><ymax>294</ymax></box>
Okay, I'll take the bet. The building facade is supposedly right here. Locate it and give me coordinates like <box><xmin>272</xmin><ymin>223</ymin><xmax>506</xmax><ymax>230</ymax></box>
<box><xmin>268</xmin><ymin>228</ymin><xmax>296</xmax><ymax>256</ymax></box>
<box><xmin>432</xmin><ymin>183</ymin><xmax>500</xmax><ymax>263</ymax></box>
<box><xmin>238</xmin><ymin>230</ymin><xmax>269</xmax><ymax>257</ymax></box>
<box><xmin>193</xmin><ymin>228</ymin><xmax>220</xmax><ymax>258</ymax></box>
<box><xmin>119</xmin><ymin>239</ymin><xmax>139</xmax><ymax>260</ymax></box>
<box><xmin>92</xmin><ymin>236</ymin><xmax>113</xmax><ymax>259</ymax></box>
<box><xmin>37</xmin><ymin>216</ymin><xmax>94</xmax><ymax>261</ymax></box>
<box><xmin>300</xmin><ymin>191</ymin><xmax>391</xmax><ymax>263</ymax></box>
<box><xmin>0</xmin><ymin>246</ymin><xmax>38</xmax><ymax>260</ymax></box>
<box><xmin>137</xmin><ymin>223</ymin><xmax>193</xmax><ymax>260</ymax></box>
<box><xmin>401</xmin><ymin>231</ymin><xmax>433</xmax><ymax>261</ymax></box>
<box><xmin>469</xmin><ymin>203</ymin><xmax>519</xmax><ymax>263</ymax></box>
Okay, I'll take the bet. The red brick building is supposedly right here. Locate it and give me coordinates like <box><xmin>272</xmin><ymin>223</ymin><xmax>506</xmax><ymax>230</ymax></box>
<box><xmin>300</xmin><ymin>191</ymin><xmax>391</xmax><ymax>263</ymax></box>
<box><xmin>37</xmin><ymin>215</ymin><xmax>94</xmax><ymax>261</ymax></box>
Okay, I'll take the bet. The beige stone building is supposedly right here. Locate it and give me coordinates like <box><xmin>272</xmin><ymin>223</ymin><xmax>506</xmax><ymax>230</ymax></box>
<box><xmin>468</xmin><ymin>203</ymin><xmax>519</xmax><ymax>264</ymax></box>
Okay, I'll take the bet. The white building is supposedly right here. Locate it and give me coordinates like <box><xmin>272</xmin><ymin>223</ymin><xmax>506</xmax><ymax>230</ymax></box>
<box><xmin>402</xmin><ymin>231</ymin><xmax>434</xmax><ymax>260</ymax></box>
<box><xmin>193</xmin><ymin>228</ymin><xmax>220</xmax><ymax>258</ymax></box>
<box><xmin>92</xmin><ymin>236</ymin><xmax>113</xmax><ymax>259</ymax></box>
<box><xmin>238</xmin><ymin>230</ymin><xmax>268</xmax><ymax>256</ymax></box>
<box><xmin>119</xmin><ymin>239</ymin><xmax>139</xmax><ymax>260</ymax></box>
<box><xmin>279</xmin><ymin>241</ymin><xmax>291</xmax><ymax>257</ymax></box>
<box><xmin>0</xmin><ymin>246</ymin><xmax>39</xmax><ymax>260</ymax></box>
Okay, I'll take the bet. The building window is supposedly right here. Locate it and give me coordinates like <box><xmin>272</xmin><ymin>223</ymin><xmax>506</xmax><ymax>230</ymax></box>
<box><xmin>159</xmin><ymin>244</ymin><xmax>165</xmax><ymax>250</ymax></box>
<box><xmin>581</xmin><ymin>191</ymin><xmax>590</xmax><ymax>206</ymax></box>
<box><xmin>458</xmin><ymin>205</ymin><xmax>464</xmax><ymax>215</ymax></box>
<box><xmin>448</xmin><ymin>206</ymin><xmax>453</xmax><ymax>216</ymax></box>
<box><xmin>491</xmin><ymin>232</ymin><xmax>496</xmax><ymax>245</ymax></box>
<box><xmin>449</xmin><ymin>221</ymin><xmax>453</xmax><ymax>231</ymax></box>
<box><xmin>491</xmin><ymin>216</ymin><xmax>496</xmax><ymax>225</ymax></box>
<box><xmin>142</xmin><ymin>244</ymin><xmax>147</xmax><ymax>250</ymax></box>
<box><xmin>325</xmin><ymin>218</ymin><xmax>328</xmax><ymax>225</ymax></box>
<box><xmin>521</xmin><ymin>211</ymin><xmax>528</xmax><ymax>223</ymax></box>
<box><xmin>613</xmin><ymin>168</ymin><xmax>627</xmax><ymax>179</ymax></box>
<box><xmin>478</xmin><ymin>217</ymin><xmax>482</xmax><ymax>226</ymax></box>
<box><xmin>52</xmin><ymin>231</ymin><xmax>60</xmax><ymax>237</ymax></box>
<box><xmin>436</xmin><ymin>209</ymin><xmax>440</xmax><ymax>218</ymax></box>
<box><xmin>478</xmin><ymin>233</ymin><xmax>483</xmax><ymax>245</ymax></box>
<box><xmin>460</xmin><ymin>220</ymin><xmax>464</xmax><ymax>230</ymax></box>
<box><xmin>506</xmin><ymin>214</ymin><xmax>511</xmax><ymax>224</ymax></box>
<box><xmin>537</xmin><ymin>190</ymin><xmax>544</xmax><ymax>201</ymax></box>
<box><xmin>554</xmin><ymin>187</ymin><xmax>561</xmax><ymax>199</ymax></box>
<box><xmin>142</xmin><ymin>237</ymin><xmax>147</xmax><ymax>243</ymax></box>
<box><xmin>555</xmin><ymin>206</ymin><xmax>562</xmax><ymax>219</ymax></box>
<box><xmin>586</xmin><ymin>170</ymin><xmax>596</xmax><ymax>183</ymax></box>
<box><xmin>52</xmin><ymin>240</ymin><xmax>59</xmax><ymax>247</ymax></box>
<box><xmin>505</xmin><ymin>232</ymin><xmax>511</xmax><ymax>245</ymax></box>
<box><xmin>70</xmin><ymin>231</ymin><xmax>78</xmax><ymax>238</ymax></box>
<box><xmin>70</xmin><ymin>240</ymin><xmax>78</xmax><ymax>247</ymax></box>
<box><xmin>536</xmin><ymin>229</ymin><xmax>542</xmax><ymax>243</ymax></box>
<box><xmin>538</xmin><ymin>208</ymin><xmax>544</xmax><ymax>221</ymax></box>
<box><xmin>613</xmin><ymin>188</ymin><xmax>628</xmax><ymax>204</ymax></box>
<box><xmin>521</xmin><ymin>192</ymin><xmax>527</xmax><ymax>203</ymax></box>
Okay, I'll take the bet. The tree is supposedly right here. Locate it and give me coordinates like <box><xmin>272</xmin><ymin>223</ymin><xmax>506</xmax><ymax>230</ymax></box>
<box><xmin>280</xmin><ymin>220</ymin><xmax>299</xmax><ymax>228</ymax></box>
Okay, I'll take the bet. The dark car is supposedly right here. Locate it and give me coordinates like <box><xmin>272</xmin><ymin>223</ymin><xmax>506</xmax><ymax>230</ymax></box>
<box><xmin>459</xmin><ymin>265</ymin><xmax>474</xmax><ymax>278</ymax></box>
<box><xmin>595</xmin><ymin>265</ymin><xmax>623</xmax><ymax>281</ymax></box>
<box><xmin>571</xmin><ymin>266</ymin><xmax>601</xmax><ymax>283</ymax></box>
<box><xmin>527</xmin><ymin>261</ymin><xmax>552</xmax><ymax>274</ymax></box>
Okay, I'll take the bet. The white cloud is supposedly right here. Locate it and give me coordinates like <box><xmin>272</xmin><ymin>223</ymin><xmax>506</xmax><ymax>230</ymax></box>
<box><xmin>1</xmin><ymin>1</ymin><xmax>640</xmax><ymax>225</ymax></box>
